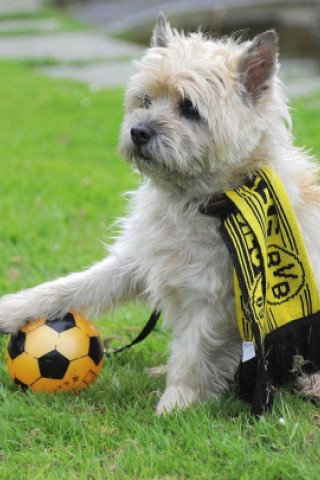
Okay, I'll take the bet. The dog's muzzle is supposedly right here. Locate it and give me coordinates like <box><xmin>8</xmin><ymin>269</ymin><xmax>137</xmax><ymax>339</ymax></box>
<box><xmin>131</xmin><ymin>124</ymin><xmax>156</xmax><ymax>148</ymax></box>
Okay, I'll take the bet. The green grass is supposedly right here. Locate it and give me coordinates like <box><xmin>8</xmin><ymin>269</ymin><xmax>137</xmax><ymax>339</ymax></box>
<box><xmin>0</xmin><ymin>60</ymin><xmax>320</xmax><ymax>479</ymax></box>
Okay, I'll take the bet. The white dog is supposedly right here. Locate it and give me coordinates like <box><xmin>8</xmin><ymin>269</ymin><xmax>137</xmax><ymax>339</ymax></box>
<box><xmin>1</xmin><ymin>13</ymin><xmax>320</xmax><ymax>414</ymax></box>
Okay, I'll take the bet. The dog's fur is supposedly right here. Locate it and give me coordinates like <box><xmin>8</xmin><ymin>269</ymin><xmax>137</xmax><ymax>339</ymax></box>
<box><xmin>1</xmin><ymin>13</ymin><xmax>320</xmax><ymax>413</ymax></box>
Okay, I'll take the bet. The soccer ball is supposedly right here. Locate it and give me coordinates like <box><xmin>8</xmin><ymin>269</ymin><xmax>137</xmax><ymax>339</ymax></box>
<box><xmin>5</xmin><ymin>311</ymin><xmax>104</xmax><ymax>393</ymax></box>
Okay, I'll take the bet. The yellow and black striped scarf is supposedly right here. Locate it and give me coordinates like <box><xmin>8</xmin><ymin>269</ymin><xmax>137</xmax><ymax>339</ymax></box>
<box><xmin>201</xmin><ymin>167</ymin><xmax>320</xmax><ymax>416</ymax></box>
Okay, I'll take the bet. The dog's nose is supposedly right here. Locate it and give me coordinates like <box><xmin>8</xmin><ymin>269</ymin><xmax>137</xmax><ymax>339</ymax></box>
<box><xmin>131</xmin><ymin>124</ymin><xmax>156</xmax><ymax>147</ymax></box>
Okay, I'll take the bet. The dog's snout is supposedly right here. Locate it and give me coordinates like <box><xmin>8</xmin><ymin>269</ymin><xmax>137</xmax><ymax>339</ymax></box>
<box><xmin>131</xmin><ymin>124</ymin><xmax>156</xmax><ymax>147</ymax></box>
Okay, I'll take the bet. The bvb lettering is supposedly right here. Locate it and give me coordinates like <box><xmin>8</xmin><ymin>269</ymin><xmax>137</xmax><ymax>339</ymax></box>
<box><xmin>267</xmin><ymin>246</ymin><xmax>304</xmax><ymax>304</ymax></box>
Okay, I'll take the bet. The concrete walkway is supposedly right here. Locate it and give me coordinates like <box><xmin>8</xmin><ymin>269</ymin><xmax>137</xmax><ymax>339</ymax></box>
<box><xmin>0</xmin><ymin>0</ymin><xmax>319</xmax><ymax>96</ymax></box>
<box><xmin>0</xmin><ymin>32</ymin><xmax>142</xmax><ymax>62</ymax></box>
<box><xmin>0</xmin><ymin>0</ymin><xmax>143</xmax><ymax>88</ymax></box>
<box><xmin>0</xmin><ymin>0</ymin><xmax>42</xmax><ymax>14</ymax></box>
<box><xmin>69</xmin><ymin>0</ymin><xmax>292</xmax><ymax>32</ymax></box>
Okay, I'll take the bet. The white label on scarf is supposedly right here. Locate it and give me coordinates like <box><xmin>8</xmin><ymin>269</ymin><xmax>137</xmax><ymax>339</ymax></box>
<box><xmin>242</xmin><ymin>341</ymin><xmax>256</xmax><ymax>362</ymax></box>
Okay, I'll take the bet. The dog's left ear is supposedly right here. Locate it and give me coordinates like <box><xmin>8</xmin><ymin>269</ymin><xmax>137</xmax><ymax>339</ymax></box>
<box><xmin>239</xmin><ymin>31</ymin><xmax>278</xmax><ymax>101</ymax></box>
<box><xmin>151</xmin><ymin>12</ymin><xmax>172</xmax><ymax>48</ymax></box>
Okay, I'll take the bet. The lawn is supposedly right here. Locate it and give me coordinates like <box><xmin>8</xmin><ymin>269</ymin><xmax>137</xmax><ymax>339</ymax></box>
<box><xmin>0</xmin><ymin>61</ymin><xmax>320</xmax><ymax>480</ymax></box>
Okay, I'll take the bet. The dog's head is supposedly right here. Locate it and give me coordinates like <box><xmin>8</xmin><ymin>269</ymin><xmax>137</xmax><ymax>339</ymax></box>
<box><xmin>119</xmin><ymin>13</ymin><xmax>290</xmax><ymax>198</ymax></box>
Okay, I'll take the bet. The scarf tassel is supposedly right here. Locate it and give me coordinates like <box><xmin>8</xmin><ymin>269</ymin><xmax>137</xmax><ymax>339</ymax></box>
<box><xmin>237</xmin><ymin>313</ymin><xmax>320</xmax><ymax>414</ymax></box>
<box><xmin>237</xmin><ymin>356</ymin><xmax>274</xmax><ymax>417</ymax></box>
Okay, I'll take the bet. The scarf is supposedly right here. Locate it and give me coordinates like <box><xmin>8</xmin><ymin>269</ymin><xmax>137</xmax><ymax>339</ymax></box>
<box><xmin>201</xmin><ymin>167</ymin><xmax>320</xmax><ymax>416</ymax></box>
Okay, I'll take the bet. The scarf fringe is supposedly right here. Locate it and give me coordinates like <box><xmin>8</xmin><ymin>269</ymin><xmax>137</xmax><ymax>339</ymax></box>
<box><xmin>266</xmin><ymin>312</ymin><xmax>320</xmax><ymax>384</ymax></box>
<box><xmin>237</xmin><ymin>312</ymin><xmax>320</xmax><ymax>412</ymax></box>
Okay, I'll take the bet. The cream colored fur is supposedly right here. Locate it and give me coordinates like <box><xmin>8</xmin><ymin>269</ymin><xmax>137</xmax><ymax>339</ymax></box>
<box><xmin>0</xmin><ymin>13</ymin><xmax>319</xmax><ymax>413</ymax></box>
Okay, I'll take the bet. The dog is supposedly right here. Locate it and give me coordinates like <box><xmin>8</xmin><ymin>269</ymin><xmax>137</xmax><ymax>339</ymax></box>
<box><xmin>1</xmin><ymin>13</ymin><xmax>320</xmax><ymax>414</ymax></box>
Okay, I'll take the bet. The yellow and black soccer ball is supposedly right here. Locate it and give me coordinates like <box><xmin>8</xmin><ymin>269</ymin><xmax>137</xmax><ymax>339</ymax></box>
<box><xmin>5</xmin><ymin>311</ymin><xmax>104</xmax><ymax>393</ymax></box>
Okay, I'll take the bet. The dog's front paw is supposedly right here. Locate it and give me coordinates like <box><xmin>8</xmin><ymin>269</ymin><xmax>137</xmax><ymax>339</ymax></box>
<box><xmin>0</xmin><ymin>293</ymin><xmax>32</xmax><ymax>333</ymax></box>
<box><xmin>156</xmin><ymin>384</ymin><xmax>197</xmax><ymax>415</ymax></box>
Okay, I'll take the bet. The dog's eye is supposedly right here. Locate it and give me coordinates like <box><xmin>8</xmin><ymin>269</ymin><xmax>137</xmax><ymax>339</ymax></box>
<box><xmin>179</xmin><ymin>98</ymin><xmax>200</xmax><ymax>120</ymax></box>
<box><xmin>143</xmin><ymin>95</ymin><xmax>152</xmax><ymax>109</ymax></box>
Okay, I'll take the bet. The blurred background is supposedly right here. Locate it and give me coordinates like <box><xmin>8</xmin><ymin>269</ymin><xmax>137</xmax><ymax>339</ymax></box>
<box><xmin>0</xmin><ymin>0</ymin><xmax>319</xmax><ymax>95</ymax></box>
<box><xmin>56</xmin><ymin>0</ymin><xmax>320</xmax><ymax>96</ymax></box>
<box><xmin>67</xmin><ymin>0</ymin><xmax>320</xmax><ymax>57</ymax></box>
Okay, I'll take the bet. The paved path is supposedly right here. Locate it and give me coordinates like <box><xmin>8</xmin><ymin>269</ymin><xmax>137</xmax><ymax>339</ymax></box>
<box><xmin>69</xmin><ymin>0</ymin><xmax>290</xmax><ymax>32</ymax></box>
<box><xmin>0</xmin><ymin>18</ymin><xmax>61</xmax><ymax>33</ymax></box>
<box><xmin>0</xmin><ymin>0</ymin><xmax>143</xmax><ymax>88</ymax></box>
<box><xmin>0</xmin><ymin>0</ymin><xmax>318</xmax><ymax>95</ymax></box>
<box><xmin>0</xmin><ymin>31</ymin><xmax>142</xmax><ymax>62</ymax></box>
<box><xmin>0</xmin><ymin>0</ymin><xmax>42</xmax><ymax>14</ymax></box>
<box><xmin>68</xmin><ymin>0</ymin><xmax>320</xmax><ymax>96</ymax></box>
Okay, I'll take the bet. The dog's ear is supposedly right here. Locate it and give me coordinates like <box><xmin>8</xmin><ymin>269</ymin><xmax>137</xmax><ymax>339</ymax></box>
<box><xmin>239</xmin><ymin>31</ymin><xmax>278</xmax><ymax>101</ymax></box>
<box><xmin>151</xmin><ymin>12</ymin><xmax>172</xmax><ymax>48</ymax></box>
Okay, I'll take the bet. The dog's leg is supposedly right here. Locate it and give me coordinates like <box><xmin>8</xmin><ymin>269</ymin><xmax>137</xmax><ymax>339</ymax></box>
<box><xmin>295</xmin><ymin>372</ymin><xmax>320</xmax><ymax>399</ymax></box>
<box><xmin>156</xmin><ymin>309</ymin><xmax>241</xmax><ymax>415</ymax></box>
<box><xmin>0</xmin><ymin>251</ymin><xmax>140</xmax><ymax>333</ymax></box>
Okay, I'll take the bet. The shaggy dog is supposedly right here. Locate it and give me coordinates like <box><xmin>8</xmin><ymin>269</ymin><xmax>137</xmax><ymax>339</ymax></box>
<box><xmin>0</xmin><ymin>13</ymin><xmax>319</xmax><ymax>413</ymax></box>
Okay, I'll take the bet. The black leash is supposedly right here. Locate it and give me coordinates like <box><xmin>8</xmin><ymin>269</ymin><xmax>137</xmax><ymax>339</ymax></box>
<box><xmin>104</xmin><ymin>310</ymin><xmax>161</xmax><ymax>357</ymax></box>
